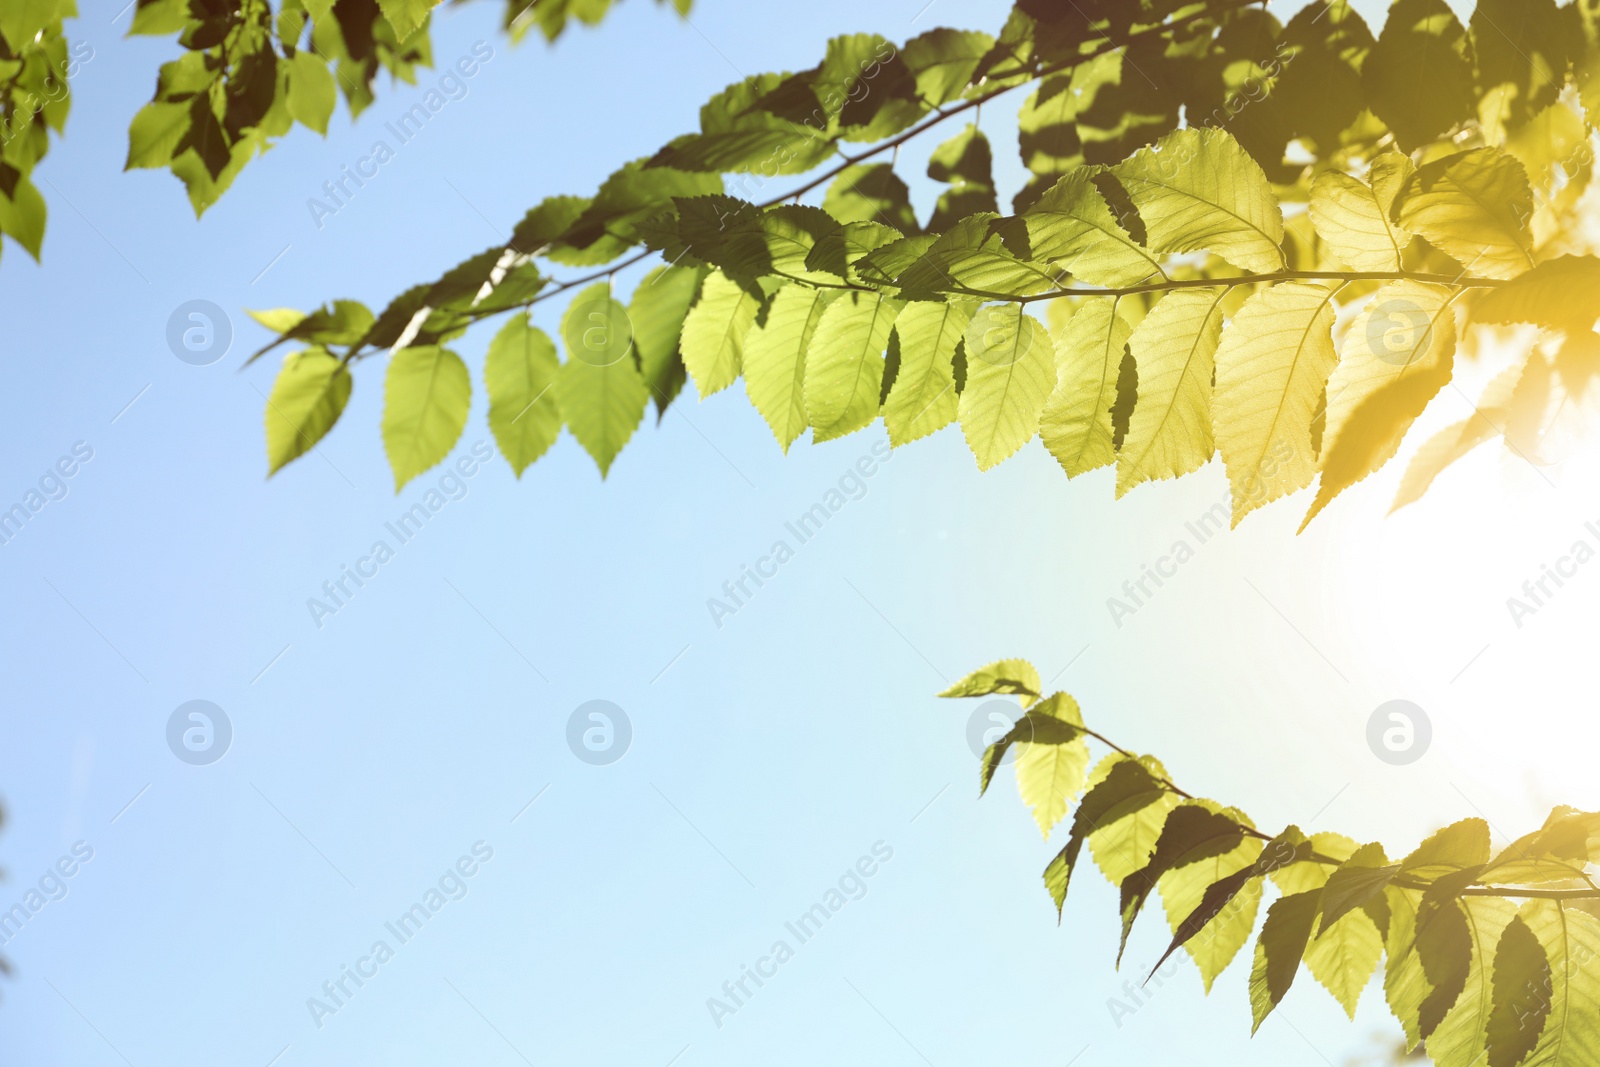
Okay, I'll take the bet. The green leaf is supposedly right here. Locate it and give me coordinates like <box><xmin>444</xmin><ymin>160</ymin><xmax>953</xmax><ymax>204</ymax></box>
<box><xmin>976</xmin><ymin>692</ymin><xmax>1085</xmax><ymax>798</ymax></box>
<box><xmin>882</xmin><ymin>300</ymin><xmax>971</xmax><ymax>447</ymax></box>
<box><xmin>1274</xmin><ymin>0</ymin><xmax>1375</xmax><ymax>155</ymax></box>
<box><xmin>1023</xmin><ymin>170</ymin><xmax>1163</xmax><ymax>287</ymax></box>
<box><xmin>1401</xmin><ymin>818</ymin><xmax>1492</xmax><ymax>881</ymax></box>
<box><xmin>1156</xmin><ymin>825</ymin><xmax>1265</xmax><ymax>992</ymax></box>
<box><xmin>484</xmin><ymin>314</ymin><xmax>561</xmax><ymax>478</ymax></box>
<box><xmin>742</xmin><ymin>285</ymin><xmax>832</xmax><ymax>452</ymax></box>
<box><xmin>1082</xmin><ymin>753</ymin><xmax>1182</xmax><ymax>889</ymax></box>
<box><xmin>1308</xmin><ymin>154</ymin><xmax>1413</xmax><ymax>273</ymax></box>
<box><xmin>958</xmin><ymin>303</ymin><xmax>1056</xmax><ymax>470</ymax></box>
<box><xmin>264</xmin><ymin>347</ymin><xmax>352</xmax><ymax>476</ymax></box>
<box><xmin>377</xmin><ymin>0</ymin><xmax>436</xmax><ymax>41</ymax></box>
<box><xmin>1014</xmin><ymin>74</ymin><xmax>1082</xmax><ymax>212</ymax></box>
<box><xmin>938</xmin><ymin>658</ymin><xmax>1041</xmax><ymax>699</ymax></box>
<box><xmin>1213</xmin><ymin>282</ymin><xmax>1340</xmax><ymax>525</ymax></box>
<box><xmin>1473</xmin><ymin>256</ymin><xmax>1600</xmax><ymax>332</ymax></box>
<box><xmin>129</xmin><ymin>0</ymin><xmax>188</xmax><ymax>35</ymax></box>
<box><xmin>1318</xmin><ymin>844</ymin><xmax>1400</xmax><ymax>934</ymax></box>
<box><xmin>1043</xmin><ymin>755</ymin><xmax>1170</xmax><ymax>919</ymax></box>
<box><xmin>900</xmin><ymin>27</ymin><xmax>993</xmax><ymax>106</ymax></box>
<box><xmin>1249</xmin><ymin>890</ymin><xmax>1322</xmax><ymax>1032</ymax></box>
<box><xmin>1269</xmin><ymin>832</ymin><xmax>1358</xmax><ymax>896</ymax></box>
<box><xmin>1117</xmin><ymin>288</ymin><xmax>1229</xmax><ymax>497</ymax></box>
<box><xmin>1514</xmin><ymin>901</ymin><xmax>1600</xmax><ymax>1067</ymax></box>
<box><xmin>927</xmin><ymin>124</ymin><xmax>996</xmax><ymax>232</ymax></box>
<box><xmin>629</xmin><ymin>264</ymin><xmax>705</xmax><ymax>418</ymax></box>
<box><xmin>804</xmin><ymin>290</ymin><xmax>901</xmax><ymax>443</ymax></box>
<box><xmin>0</xmin><ymin>0</ymin><xmax>70</xmax><ymax>51</ymax></box>
<box><xmin>1108</xmin><ymin>128</ymin><xmax>1286</xmax><ymax>274</ymax></box>
<box><xmin>1150</xmin><ymin>865</ymin><xmax>1259</xmax><ymax>983</ymax></box>
<box><xmin>807</xmin><ymin>221</ymin><xmax>907</xmax><ymax>284</ymax></box>
<box><xmin>286</xmin><ymin>50</ymin><xmax>337</xmax><ymax>135</ymax></box>
<box><xmin>382</xmin><ymin>345</ymin><xmax>471</xmax><ymax>492</ymax></box>
<box><xmin>697</xmin><ymin>201</ymin><xmax>840</xmax><ymax>283</ymax></box>
<box><xmin>1040</xmin><ymin>298</ymin><xmax>1133</xmax><ymax>478</ymax></box>
<box><xmin>1070</xmin><ymin>44</ymin><xmax>1179</xmax><ymax>165</ymax></box>
<box><xmin>1430</xmin><ymin>897</ymin><xmax>1520</xmax><ymax>1067</ymax></box>
<box><xmin>814</xmin><ymin>33</ymin><xmax>925</xmax><ymax>142</ymax></box>
<box><xmin>894</xmin><ymin>213</ymin><xmax>1058</xmax><ymax>298</ymax></box>
<box><xmin>125</xmin><ymin>100</ymin><xmax>191</xmax><ymax>170</ymax></box>
<box><xmin>653</xmin><ymin>72</ymin><xmax>833</xmax><ymax>174</ymax></box>
<box><xmin>1363</xmin><ymin>0</ymin><xmax>1475</xmax><ymax>150</ymax></box>
<box><xmin>175</xmin><ymin>94</ymin><xmax>230</xmax><ymax>183</ymax></box>
<box><xmin>679</xmin><ymin>270</ymin><xmax>762</xmax><ymax>399</ymax></box>
<box><xmin>1471</xmin><ymin>0</ymin><xmax>1568</xmax><ymax>132</ymax></box>
<box><xmin>1385</xmin><ymin>887</ymin><xmax>1432</xmax><ymax>1048</ymax></box>
<box><xmin>560</xmin><ymin>160</ymin><xmax>723</xmax><ymax>264</ymax></box>
<box><xmin>1013</xmin><ymin>692</ymin><xmax>1089</xmax><ymax>837</ymax></box>
<box><xmin>1303</xmin><ymin>903</ymin><xmax>1385</xmax><ymax>1019</ymax></box>
<box><xmin>555</xmin><ymin>284</ymin><xmax>647</xmax><ymax>477</ymax></box>
<box><xmin>822</xmin><ymin>164</ymin><xmax>919</xmax><ymax>235</ymax></box>
<box><xmin>1302</xmin><ymin>282</ymin><xmax>1458</xmax><ymax>529</ymax></box>
<box><xmin>0</xmin><ymin>176</ymin><xmax>46</xmax><ymax>261</ymax></box>
<box><xmin>1120</xmin><ymin>804</ymin><xmax>1249</xmax><ymax>965</ymax></box>
<box><xmin>1396</xmin><ymin>148</ymin><xmax>1535</xmax><ymax>280</ymax></box>
<box><xmin>248</xmin><ymin>308</ymin><xmax>309</xmax><ymax>334</ymax></box>
<box><xmin>1486</xmin><ymin>914</ymin><xmax>1552</xmax><ymax>1067</ymax></box>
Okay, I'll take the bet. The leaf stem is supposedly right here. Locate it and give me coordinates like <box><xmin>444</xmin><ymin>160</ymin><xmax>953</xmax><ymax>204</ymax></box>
<box><xmin>1069</xmin><ymin>722</ymin><xmax>1600</xmax><ymax>901</ymax></box>
<box><xmin>1013</xmin><ymin>271</ymin><xmax>1508</xmax><ymax>303</ymax></box>
<box><xmin>346</xmin><ymin>0</ymin><xmax>1264</xmax><ymax>362</ymax></box>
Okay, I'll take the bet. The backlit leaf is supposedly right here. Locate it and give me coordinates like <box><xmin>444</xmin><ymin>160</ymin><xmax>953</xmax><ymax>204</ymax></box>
<box><xmin>958</xmin><ymin>304</ymin><xmax>1056</xmax><ymax>470</ymax></box>
<box><xmin>382</xmin><ymin>345</ymin><xmax>471</xmax><ymax>491</ymax></box>
<box><xmin>484</xmin><ymin>314</ymin><xmax>561</xmax><ymax>477</ymax></box>
<box><xmin>1040</xmin><ymin>298</ymin><xmax>1133</xmax><ymax>478</ymax></box>
<box><xmin>1109</xmin><ymin>128</ymin><xmax>1286</xmax><ymax>274</ymax></box>
<box><xmin>1117</xmin><ymin>288</ymin><xmax>1229</xmax><ymax>496</ymax></box>
<box><xmin>265</xmin><ymin>347</ymin><xmax>351</xmax><ymax>476</ymax></box>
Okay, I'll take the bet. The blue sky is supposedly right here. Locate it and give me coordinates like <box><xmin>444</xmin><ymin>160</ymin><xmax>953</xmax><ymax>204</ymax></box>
<box><xmin>7</xmin><ymin>0</ymin><xmax>1599</xmax><ymax>1065</ymax></box>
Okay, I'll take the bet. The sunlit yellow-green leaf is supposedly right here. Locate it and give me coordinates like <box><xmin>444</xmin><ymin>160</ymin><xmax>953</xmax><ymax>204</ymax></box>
<box><xmin>1302</xmin><ymin>282</ymin><xmax>1458</xmax><ymax>528</ymax></box>
<box><xmin>1214</xmin><ymin>282</ymin><xmax>1340</xmax><ymax>524</ymax></box>
<box><xmin>959</xmin><ymin>304</ymin><xmax>1057</xmax><ymax>470</ymax></box>
<box><xmin>1304</xmin><ymin>906</ymin><xmax>1385</xmax><ymax>1020</ymax></box>
<box><xmin>1427</xmin><ymin>897</ymin><xmax>1519</xmax><ymax>1067</ymax></box>
<box><xmin>1396</xmin><ymin>148</ymin><xmax>1535</xmax><ymax>280</ymax></box>
<box><xmin>937</xmin><ymin>658</ymin><xmax>1041</xmax><ymax>699</ymax></box>
<box><xmin>1023</xmin><ymin>170</ymin><xmax>1163</xmax><ymax>287</ymax></box>
<box><xmin>743</xmin><ymin>285</ymin><xmax>832</xmax><ymax>452</ymax></box>
<box><xmin>1040</xmin><ymin>298</ymin><xmax>1132</xmax><ymax>478</ymax></box>
<box><xmin>680</xmin><ymin>271</ymin><xmax>762</xmax><ymax>399</ymax></box>
<box><xmin>805</xmin><ymin>291</ymin><xmax>902</xmax><ymax>442</ymax></box>
<box><xmin>1109</xmin><ymin>128</ymin><xmax>1286</xmax><ymax>274</ymax></box>
<box><xmin>382</xmin><ymin>345</ymin><xmax>470</xmax><ymax>492</ymax></box>
<box><xmin>1014</xmin><ymin>692</ymin><xmax>1089</xmax><ymax>838</ymax></box>
<box><xmin>484</xmin><ymin>313</ymin><xmax>561</xmax><ymax>477</ymax></box>
<box><xmin>1513</xmin><ymin>900</ymin><xmax>1600</xmax><ymax>1067</ymax></box>
<box><xmin>1117</xmin><ymin>288</ymin><xmax>1229</xmax><ymax>497</ymax></box>
<box><xmin>555</xmin><ymin>284</ymin><xmax>647</xmax><ymax>477</ymax></box>
<box><xmin>1308</xmin><ymin>155</ymin><xmax>1413</xmax><ymax>272</ymax></box>
<box><xmin>265</xmin><ymin>347</ymin><xmax>351</xmax><ymax>476</ymax></box>
<box><xmin>883</xmin><ymin>300</ymin><xmax>972</xmax><ymax>446</ymax></box>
